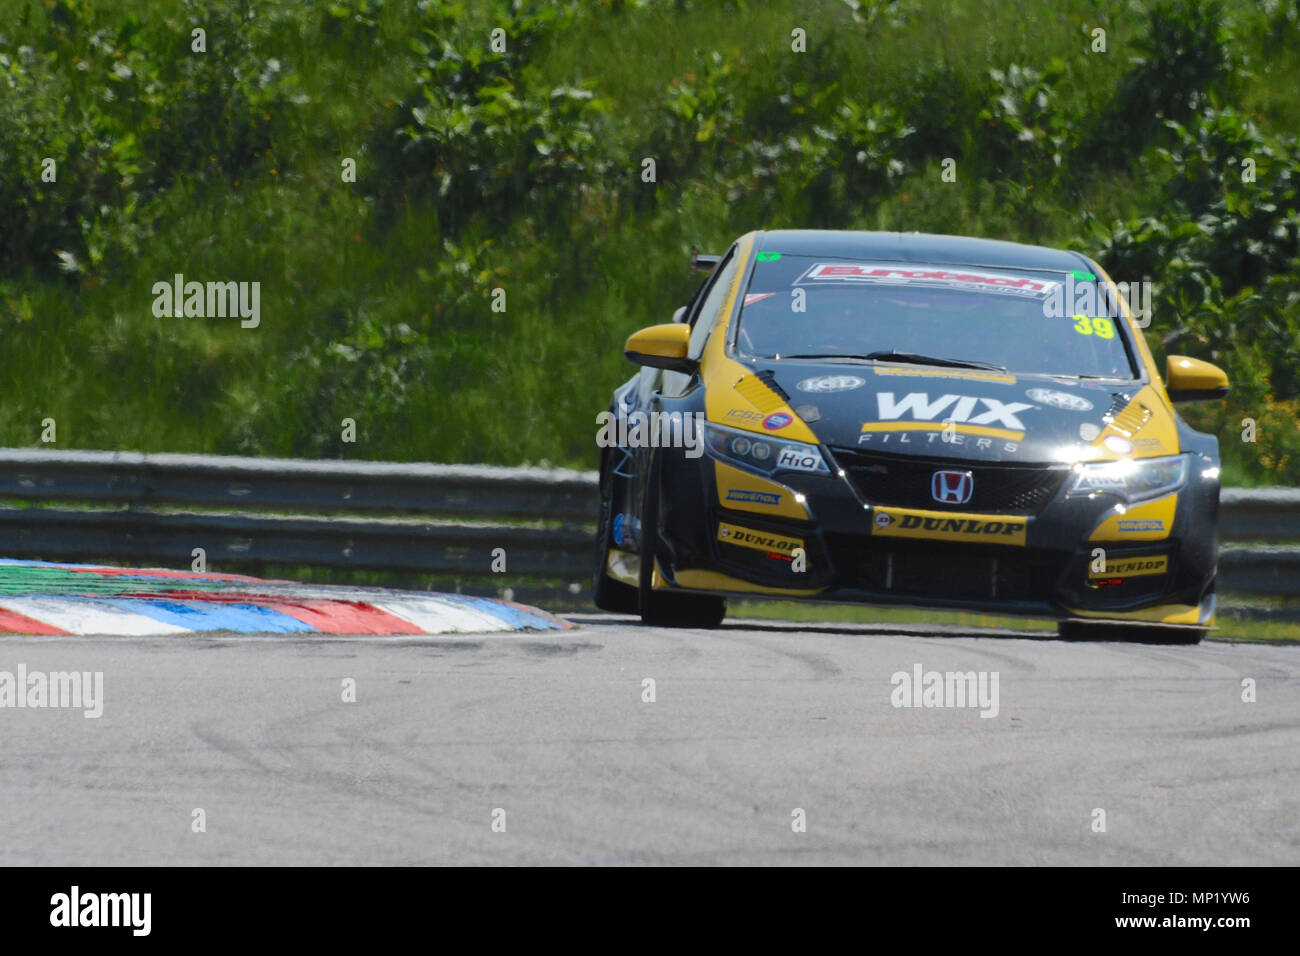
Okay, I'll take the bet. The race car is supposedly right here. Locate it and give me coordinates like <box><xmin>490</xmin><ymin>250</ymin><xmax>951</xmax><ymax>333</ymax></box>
<box><xmin>592</xmin><ymin>230</ymin><xmax>1229</xmax><ymax>643</ymax></box>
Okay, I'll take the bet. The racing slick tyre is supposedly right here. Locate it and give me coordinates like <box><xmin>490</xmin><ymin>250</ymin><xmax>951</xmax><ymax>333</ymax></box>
<box><xmin>637</xmin><ymin>456</ymin><xmax>726</xmax><ymax>628</ymax></box>
<box><xmin>1057</xmin><ymin>620</ymin><xmax>1206</xmax><ymax>645</ymax></box>
<box><xmin>592</xmin><ymin>459</ymin><xmax>640</xmax><ymax>614</ymax></box>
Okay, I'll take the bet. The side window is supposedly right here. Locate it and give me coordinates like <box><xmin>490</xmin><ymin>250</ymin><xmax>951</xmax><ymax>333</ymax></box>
<box><xmin>687</xmin><ymin>248</ymin><xmax>740</xmax><ymax>360</ymax></box>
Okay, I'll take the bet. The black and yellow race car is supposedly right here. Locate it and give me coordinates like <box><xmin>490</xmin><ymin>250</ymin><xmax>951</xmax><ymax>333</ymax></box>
<box><xmin>592</xmin><ymin>230</ymin><xmax>1229</xmax><ymax>642</ymax></box>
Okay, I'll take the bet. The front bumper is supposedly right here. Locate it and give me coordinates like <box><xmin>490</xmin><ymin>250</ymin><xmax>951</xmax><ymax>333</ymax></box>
<box><xmin>653</xmin><ymin>445</ymin><xmax>1220</xmax><ymax>625</ymax></box>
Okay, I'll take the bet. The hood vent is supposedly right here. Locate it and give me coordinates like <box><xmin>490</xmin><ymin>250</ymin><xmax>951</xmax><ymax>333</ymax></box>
<box><xmin>1103</xmin><ymin>395</ymin><xmax>1152</xmax><ymax>437</ymax></box>
<box><xmin>734</xmin><ymin>373</ymin><xmax>788</xmax><ymax>415</ymax></box>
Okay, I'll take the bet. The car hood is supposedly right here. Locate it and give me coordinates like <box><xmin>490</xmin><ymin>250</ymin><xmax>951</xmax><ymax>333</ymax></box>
<box><xmin>741</xmin><ymin>361</ymin><xmax>1174</xmax><ymax>463</ymax></box>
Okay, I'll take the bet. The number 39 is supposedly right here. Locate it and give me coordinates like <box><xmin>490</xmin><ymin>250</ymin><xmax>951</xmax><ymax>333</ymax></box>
<box><xmin>1073</xmin><ymin>315</ymin><xmax>1115</xmax><ymax>339</ymax></box>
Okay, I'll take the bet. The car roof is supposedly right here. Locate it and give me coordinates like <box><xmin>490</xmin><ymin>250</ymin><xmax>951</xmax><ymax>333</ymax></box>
<box><xmin>753</xmin><ymin>230</ymin><xmax>1091</xmax><ymax>274</ymax></box>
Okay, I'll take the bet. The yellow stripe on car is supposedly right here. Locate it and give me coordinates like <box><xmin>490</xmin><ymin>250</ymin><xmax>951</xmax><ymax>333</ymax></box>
<box><xmin>1088</xmin><ymin>493</ymin><xmax>1177</xmax><ymax>541</ymax></box>
<box><xmin>701</xmin><ymin>233</ymin><xmax>821</xmax><ymax>445</ymax></box>
<box><xmin>673</xmin><ymin>567</ymin><xmax>825</xmax><ymax>597</ymax></box>
<box><xmin>860</xmin><ymin>421</ymin><xmax>1024</xmax><ymax>442</ymax></box>
<box><xmin>713</xmin><ymin>461</ymin><xmax>811</xmax><ymax>519</ymax></box>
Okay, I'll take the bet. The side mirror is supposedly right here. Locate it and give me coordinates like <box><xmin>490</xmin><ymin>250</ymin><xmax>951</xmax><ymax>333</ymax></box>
<box><xmin>690</xmin><ymin>247</ymin><xmax>721</xmax><ymax>275</ymax></box>
<box><xmin>1165</xmin><ymin>355</ymin><xmax>1229</xmax><ymax>403</ymax></box>
<box><xmin>625</xmin><ymin>323</ymin><xmax>696</xmax><ymax>373</ymax></box>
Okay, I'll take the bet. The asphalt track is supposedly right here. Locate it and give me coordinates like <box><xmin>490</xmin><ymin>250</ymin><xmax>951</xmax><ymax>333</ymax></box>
<box><xmin>1</xmin><ymin>615</ymin><xmax>1297</xmax><ymax>865</ymax></box>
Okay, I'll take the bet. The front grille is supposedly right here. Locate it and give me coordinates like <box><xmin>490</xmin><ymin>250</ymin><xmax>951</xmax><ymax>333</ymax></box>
<box><xmin>829</xmin><ymin>448</ymin><xmax>1068</xmax><ymax>515</ymax></box>
<box><xmin>825</xmin><ymin>535</ymin><xmax>1068</xmax><ymax>602</ymax></box>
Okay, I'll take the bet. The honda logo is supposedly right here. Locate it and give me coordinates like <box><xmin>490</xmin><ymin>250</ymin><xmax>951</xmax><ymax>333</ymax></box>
<box><xmin>931</xmin><ymin>470</ymin><xmax>974</xmax><ymax>505</ymax></box>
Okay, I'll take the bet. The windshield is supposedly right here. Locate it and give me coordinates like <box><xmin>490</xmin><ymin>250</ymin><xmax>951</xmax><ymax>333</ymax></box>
<box><xmin>735</xmin><ymin>255</ymin><xmax>1139</xmax><ymax>380</ymax></box>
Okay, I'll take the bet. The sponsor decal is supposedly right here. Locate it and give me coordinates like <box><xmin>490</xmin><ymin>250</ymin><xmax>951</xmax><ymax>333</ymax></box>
<box><xmin>876</xmin><ymin>392</ymin><xmax>1033</xmax><ymax>430</ymax></box>
<box><xmin>931</xmin><ymin>470</ymin><xmax>974</xmax><ymax>505</ymax></box>
<box><xmin>723</xmin><ymin>408</ymin><xmax>766</xmax><ymax>426</ymax></box>
<box><xmin>859</xmin><ymin>391</ymin><xmax>1033</xmax><ymax>445</ymax></box>
<box><xmin>858</xmin><ymin>429</ymin><xmax>1020</xmax><ymax>453</ymax></box>
<box><xmin>1026</xmin><ymin>388</ymin><xmax>1093</xmax><ymax>412</ymax></box>
<box><xmin>1088</xmin><ymin>494</ymin><xmax>1176</xmax><ymax>542</ymax></box>
<box><xmin>1117</xmin><ymin>519</ymin><xmax>1164</xmax><ymax>533</ymax></box>
<box><xmin>872</xmin><ymin>366</ymin><xmax>1016</xmax><ymax>384</ymax></box>
<box><xmin>1087</xmin><ymin>555</ymin><xmax>1168</xmax><ymax>580</ymax></box>
<box><xmin>1069</xmin><ymin>314</ymin><xmax>1116</xmax><ymax>339</ymax></box>
<box><xmin>796</xmin><ymin>262</ymin><xmax>1061</xmax><ymax>299</ymax></box>
<box><xmin>776</xmin><ymin>446</ymin><xmax>823</xmax><ymax>472</ymax></box>
<box><xmin>716</xmin><ymin>522</ymin><xmax>804</xmax><ymax>555</ymax></box>
<box><xmin>612</xmin><ymin>512</ymin><xmax>625</xmax><ymax>545</ymax></box>
<box><xmin>755</xmin><ymin>251</ymin><xmax>782</xmax><ymax>262</ymax></box>
<box><xmin>871</xmin><ymin>507</ymin><xmax>1028</xmax><ymax>546</ymax></box>
<box><xmin>763</xmin><ymin>412</ymin><xmax>793</xmax><ymax>431</ymax></box>
<box><xmin>1079</xmin><ymin>422</ymin><xmax>1101</xmax><ymax>441</ymax></box>
<box><xmin>796</xmin><ymin>375</ymin><xmax>866</xmax><ymax>393</ymax></box>
<box><xmin>726</xmin><ymin>489</ymin><xmax>783</xmax><ymax>506</ymax></box>
<box><xmin>743</xmin><ymin>292</ymin><xmax>777</xmax><ymax>306</ymax></box>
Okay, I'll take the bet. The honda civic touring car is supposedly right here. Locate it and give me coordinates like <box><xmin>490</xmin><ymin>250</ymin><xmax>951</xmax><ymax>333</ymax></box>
<box><xmin>592</xmin><ymin>230</ymin><xmax>1229</xmax><ymax>643</ymax></box>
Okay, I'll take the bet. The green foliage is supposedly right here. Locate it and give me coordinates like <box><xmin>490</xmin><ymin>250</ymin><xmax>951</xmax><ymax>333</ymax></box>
<box><xmin>375</xmin><ymin>0</ymin><xmax>609</xmax><ymax>233</ymax></box>
<box><xmin>1087</xmin><ymin>100</ymin><xmax>1300</xmax><ymax>483</ymax></box>
<box><xmin>648</xmin><ymin>47</ymin><xmax>913</xmax><ymax>224</ymax></box>
<box><xmin>978</xmin><ymin>62</ymin><xmax>1071</xmax><ymax>182</ymax></box>
<box><xmin>1109</xmin><ymin>0</ymin><xmax>1236</xmax><ymax>147</ymax></box>
<box><xmin>0</xmin><ymin>0</ymin><xmax>299</xmax><ymax>281</ymax></box>
<box><xmin>0</xmin><ymin>0</ymin><xmax>1298</xmax><ymax>488</ymax></box>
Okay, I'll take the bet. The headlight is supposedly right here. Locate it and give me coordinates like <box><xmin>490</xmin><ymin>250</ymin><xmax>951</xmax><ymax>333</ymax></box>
<box><xmin>1067</xmin><ymin>454</ymin><xmax>1189</xmax><ymax>502</ymax></box>
<box><xmin>702</xmin><ymin>422</ymin><xmax>829</xmax><ymax>476</ymax></box>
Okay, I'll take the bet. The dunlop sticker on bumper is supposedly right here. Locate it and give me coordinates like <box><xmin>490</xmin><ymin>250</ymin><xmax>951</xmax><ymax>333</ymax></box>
<box><xmin>871</xmin><ymin>507</ymin><xmax>1027</xmax><ymax>546</ymax></box>
<box><xmin>717</xmin><ymin>522</ymin><xmax>804</xmax><ymax>555</ymax></box>
<box><xmin>1088</xmin><ymin>555</ymin><xmax>1168</xmax><ymax>580</ymax></box>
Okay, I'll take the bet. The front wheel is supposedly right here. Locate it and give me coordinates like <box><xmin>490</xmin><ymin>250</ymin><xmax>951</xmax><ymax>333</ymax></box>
<box><xmin>637</xmin><ymin>456</ymin><xmax>726</xmax><ymax>628</ymax></box>
<box><xmin>1057</xmin><ymin>620</ymin><xmax>1205</xmax><ymax>645</ymax></box>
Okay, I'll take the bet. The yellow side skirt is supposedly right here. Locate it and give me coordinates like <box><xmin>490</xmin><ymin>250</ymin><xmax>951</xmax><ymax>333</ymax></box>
<box><xmin>670</xmin><ymin>566</ymin><xmax>826</xmax><ymax>597</ymax></box>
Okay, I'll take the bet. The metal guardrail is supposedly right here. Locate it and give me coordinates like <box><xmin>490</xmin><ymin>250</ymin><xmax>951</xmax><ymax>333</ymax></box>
<box><xmin>0</xmin><ymin>449</ymin><xmax>1297</xmax><ymax>599</ymax></box>
<box><xmin>0</xmin><ymin>449</ymin><xmax>597</xmax><ymax>580</ymax></box>
<box><xmin>1218</xmin><ymin>487</ymin><xmax>1300</xmax><ymax>541</ymax></box>
<box><xmin>0</xmin><ymin>449</ymin><xmax>596</xmax><ymax>521</ymax></box>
